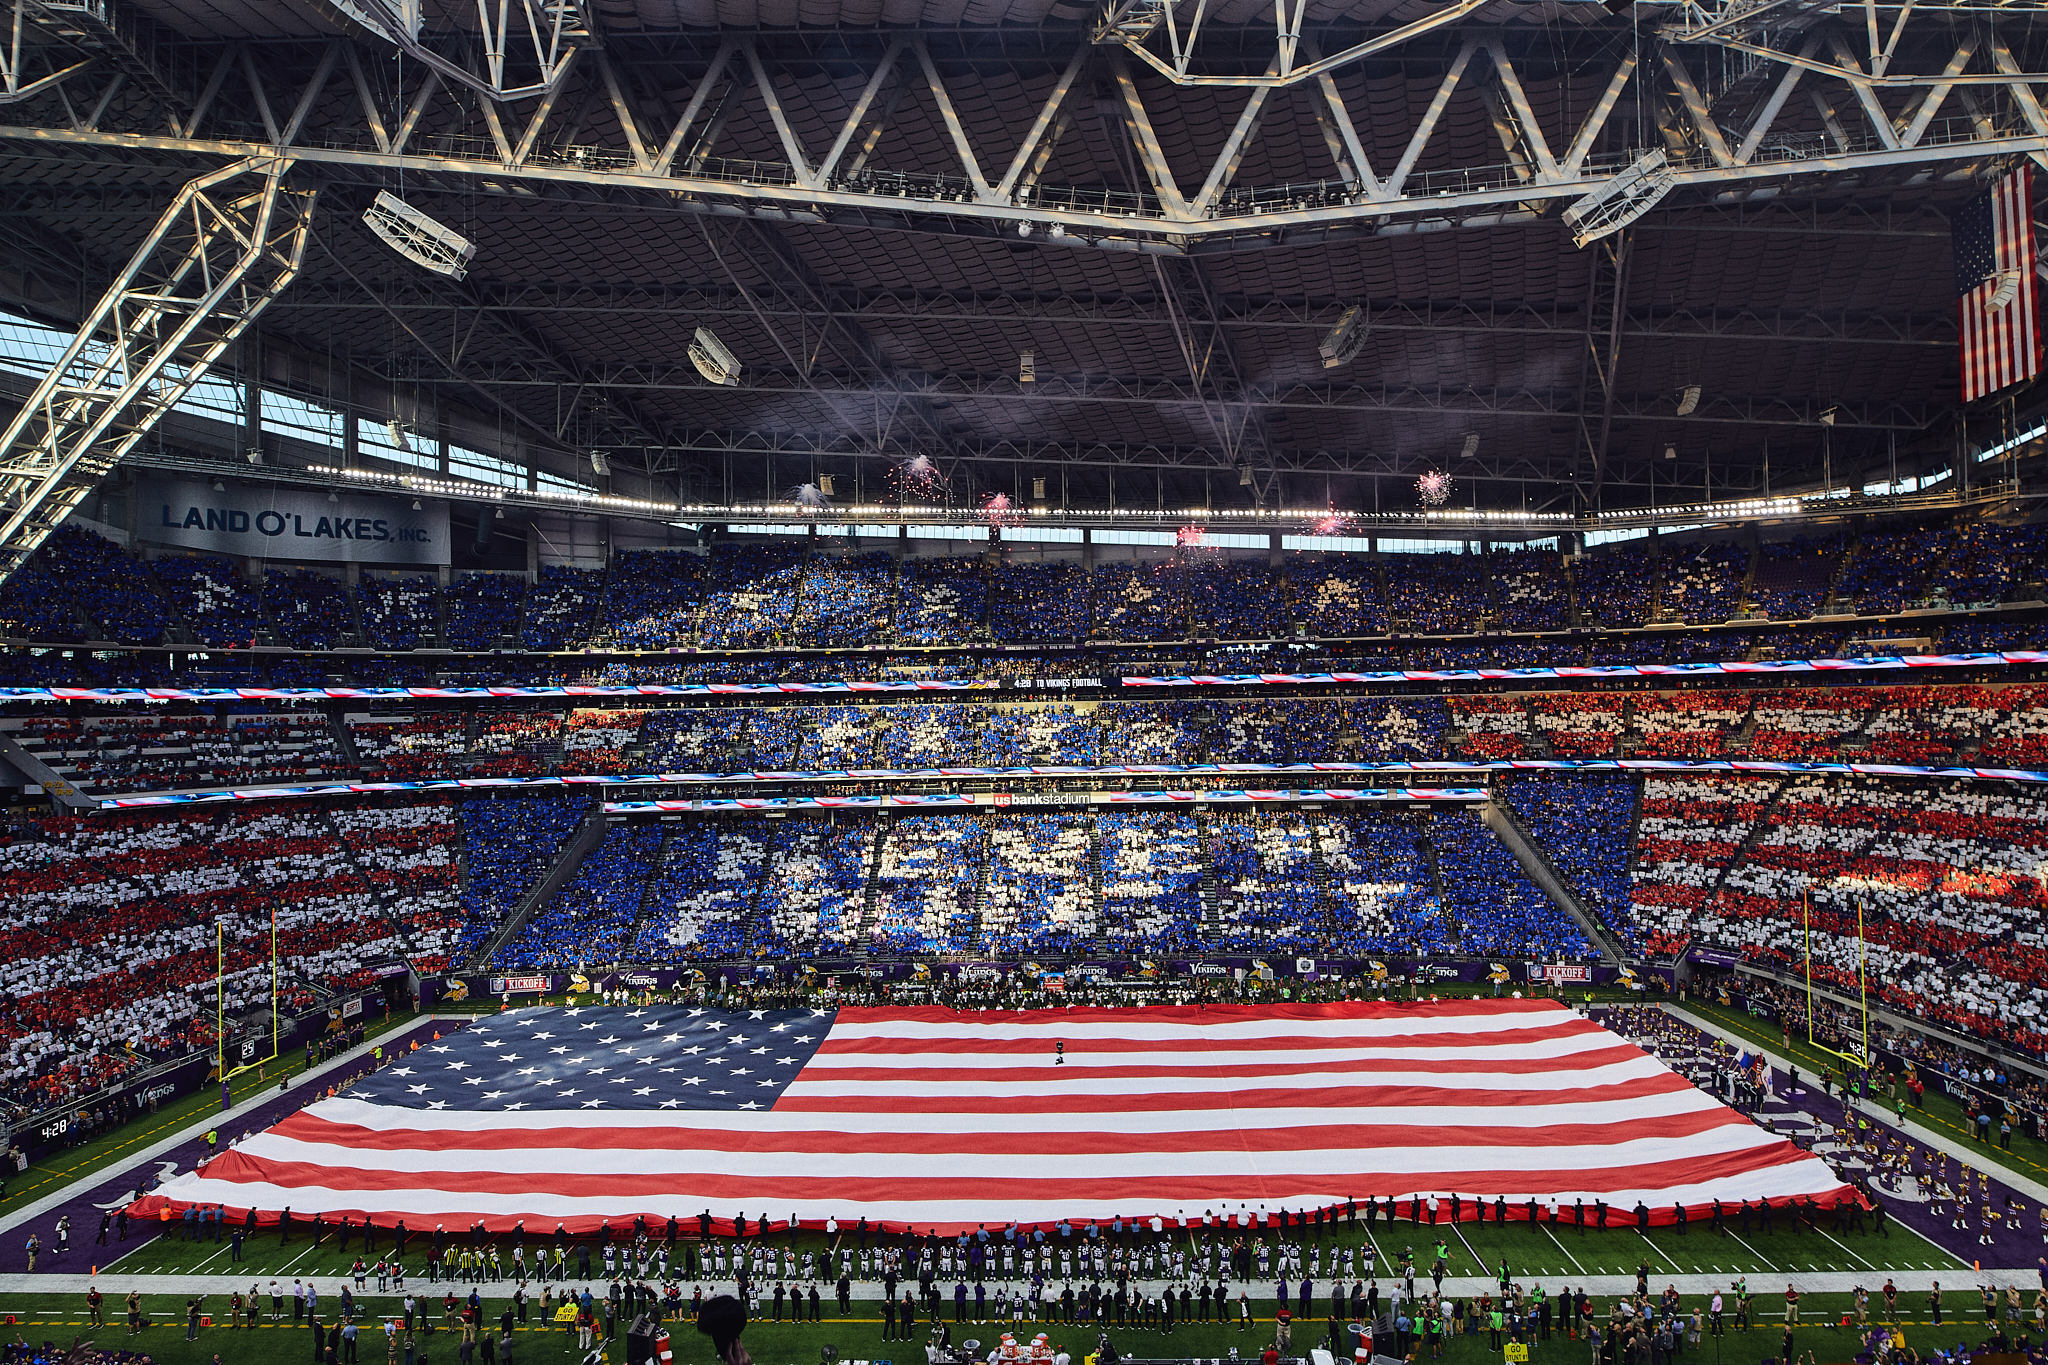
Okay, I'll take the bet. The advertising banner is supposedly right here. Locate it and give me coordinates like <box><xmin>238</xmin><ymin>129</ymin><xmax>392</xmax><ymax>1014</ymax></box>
<box><xmin>141</xmin><ymin>476</ymin><xmax>451</xmax><ymax>565</ymax></box>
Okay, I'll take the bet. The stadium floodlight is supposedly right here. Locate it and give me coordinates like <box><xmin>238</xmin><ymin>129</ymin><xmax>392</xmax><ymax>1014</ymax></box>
<box><xmin>689</xmin><ymin>327</ymin><xmax>742</xmax><ymax>387</ymax></box>
<box><xmin>1019</xmin><ymin>352</ymin><xmax>1036</xmax><ymax>384</ymax></box>
<box><xmin>591</xmin><ymin>450</ymin><xmax>609</xmax><ymax>476</ymax></box>
<box><xmin>1460</xmin><ymin>434</ymin><xmax>1481</xmax><ymax>460</ymax></box>
<box><xmin>1676</xmin><ymin>384</ymin><xmax>1702</xmax><ymax>416</ymax></box>
<box><xmin>1562</xmin><ymin>150</ymin><xmax>1676</xmax><ymax>249</ymax></box>
<box><xmin>362</xmin><ymin>192</ymin><xmax>477</xmax><ymax>280</ymax></box>
<box><xmin>1318</xmin><ymin>305</ymin><xmax>1368</xmax><ymax>369</ymax></box>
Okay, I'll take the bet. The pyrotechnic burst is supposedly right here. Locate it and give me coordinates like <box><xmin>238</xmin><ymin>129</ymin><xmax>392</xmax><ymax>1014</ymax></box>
<box><xmin>790</xmin><ymin>482</ymin><xmax>832</xmax><ymax>510</ymax></box>
<box><xmin>1311</xmin><ymin>507</ymin><xmax>1356</xmax><ymax>537</ymax></box>
<box><xmin>1415</xmin><ymin>470</ymin><xmax>1452</xmax><ymax>507</ymax></box>
<box><xmin>981</xmin><ymin>491</ymin><xmax>1023</xmax><ymax>528</ymax></box>
<box><xmin>890</xmin><ymin>453</ymin><xmax>947</xmax><ymax>499</ymax></box>
<box><xmin>1176</xmin><ymin>524</ymin><xmax>1208</xmax><ymax>547</ymax></box>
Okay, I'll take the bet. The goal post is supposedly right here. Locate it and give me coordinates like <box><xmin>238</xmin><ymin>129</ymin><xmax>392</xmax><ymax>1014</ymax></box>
<box><xmin>216</xmin><ymin>904</ymin><xmax>282</xmax><ymax>1086</ymax></box>
<box><xmin>1802</xmin><ymin>889</ymin><xmax>1872</xmax><ymax>1071</ymax></box>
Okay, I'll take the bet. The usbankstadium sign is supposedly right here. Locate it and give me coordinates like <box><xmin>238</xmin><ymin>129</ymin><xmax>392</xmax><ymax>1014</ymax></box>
<box><xmin>140</xmin><ymin>477</ymin><xmax>451</xmax><ymax>566</ymax></box>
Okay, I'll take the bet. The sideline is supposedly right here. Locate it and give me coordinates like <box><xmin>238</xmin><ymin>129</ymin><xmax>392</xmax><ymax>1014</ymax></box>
<box><xmin>1662</xmin><ymin>1003</ymin><xmax>2048</xmax><ymax>1208</ymax></box>
<box><xmin>0</xmin><ymin>1013</ymin><xmax>473</xmax><ymax>1240</ymax></box>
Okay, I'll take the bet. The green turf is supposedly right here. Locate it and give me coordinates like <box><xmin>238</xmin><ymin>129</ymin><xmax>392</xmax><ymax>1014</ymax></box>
<box><xmin>0</xmin><ymin>1289</ymin><xmax>2025</xmax><ymax>1365</ymax></box>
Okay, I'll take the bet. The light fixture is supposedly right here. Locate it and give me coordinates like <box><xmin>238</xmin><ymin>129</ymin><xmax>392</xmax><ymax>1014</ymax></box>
<box><xmin>1676</xmin><ymin>384</ymin><xmax>1702</xmax><ymax>416</ymax></box>
<box><xmin>1460</xmin><ymin>434</ymin><xmax>1480</xmax><ymax>460</ymax></box>
<box><xmin>1562</xmin><ymin>149</ymin><xmax>1676</xmax><ymax>248</ymax></box>
<box><xmin>591</xmin><ymin>450</ymin><xmax>609</xmax><ymax>477</ymax></box>
<box><xmin>362</xmin><ymin>191</ymin><xmax>478</xmax><ymax>280</ymax></box>
<box><xmin>1016</xmin><ymin>221</ymin><xmax>1034</xmax><ymax>238</ymax></box>
<box><xmin>688</xmin><ymin>327</ymin><xmax>742</xmax><ymax>387</ymax></box>
<box><xmin>494</xmin><ymin>506</ymin><xmax>505</xmax><ymax>519</ymax></box>
<box><xmin>411</xmin><ymin>499</ymin><xmax>422</xmax><ymax>510</ymax></box>
<box><xmin>1318</xmin><ymin>305</ymin><xmax>1367</xmax><ymax>369</ymax></box>
<box><xmin>211</xmin><ymin>479</ymin><xmax>225</xmax><ymax>492</ymax></box>
<box><xmin>1819</xmin><ymin>407</ymin><xmax>1840</xmax><ymax>426</ymax></box>
<box><xmin>327</xmin><ymin>490</ymin><xmax>339</xmax><ymax>502</ymax></box>
<box><xmin>245</xmin><ymin>449</ymin><xmax>262</xmax><ymax>465</ymax></box>
<box><xmin>1664</xmin><ymin>443</ymin><xmax>1677</xmax><ymax>461</ymax></box>
<box><xmin>1019</xmin><ymin>352</ymin><xmax>1036</xmax><ymax>385</ymax></box>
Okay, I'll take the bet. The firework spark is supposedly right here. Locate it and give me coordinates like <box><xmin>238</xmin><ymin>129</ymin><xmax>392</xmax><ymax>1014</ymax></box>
<box><xmin>1415</xmin><ymin>470</ymin><xmax>1452</xmax><ymax>507</ymax></box>
<box><xmin>790</xmin><ymin>482</ymin><xmax>832</xmax><ymax>509</ymax></box>
<box><xmin>1311</xmin><ymin>507</ymin><xmax>1355</xmax><ymax>537</ymax></box>
<box><xmin>981</xmin><ymin>491</ymin><xmax>1023</xmax><ymax>528</ymax></box>
<box><xmin>891</xmin><ymin>453</ymin><xmax>946</xmax><ymax>499</ymax></box>
<box><xmin>1176</xmin><ymin>524</ymin><xmax>1208</xmax><ymax>547</ymax></box>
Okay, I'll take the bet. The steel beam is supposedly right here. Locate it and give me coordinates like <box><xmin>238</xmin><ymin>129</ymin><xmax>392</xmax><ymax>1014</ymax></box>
<box><xmin>0</xmin><ymin>156</ymin><xmax>315</xmax><ymax>583</ymax></box>
<box><xmin>0</xmin><ymin>20</ymin><xmax>2043</xmax><ymax>246</ymax></box>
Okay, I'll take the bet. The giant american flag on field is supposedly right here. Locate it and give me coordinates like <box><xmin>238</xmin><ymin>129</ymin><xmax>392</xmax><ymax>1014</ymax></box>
<box><xmin>138</xmin><ymin>1000</ymin><xmax>1853</xmax><ymax>1233</ymax></box>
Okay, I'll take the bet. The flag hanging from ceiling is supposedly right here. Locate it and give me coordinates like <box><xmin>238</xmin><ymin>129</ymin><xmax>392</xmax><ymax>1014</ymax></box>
<box><xmin>136</xmin><ymin>999</ymin><xmax>1854</xmax><ymax>1234</ymax></box>
<box><xmin>1956</xmin><ymin>164</ymin><xmax>2040</xmax><ymax>403</ymax></box>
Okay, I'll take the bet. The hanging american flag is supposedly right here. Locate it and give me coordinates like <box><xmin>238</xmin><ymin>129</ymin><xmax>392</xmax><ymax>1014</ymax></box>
<box><xmin>1956</xmin><ymin>165</ymin><xmax>2040</xmax><ymax>403</ymax></box>
<box><xmin>138</xmin><ymin>1000</ymin><xmax>1852</xmax><ymax>1233</ymax></box>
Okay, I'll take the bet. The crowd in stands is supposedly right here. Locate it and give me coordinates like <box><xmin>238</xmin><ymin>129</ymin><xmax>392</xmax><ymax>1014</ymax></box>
<box><xmin>444</xmin><ymin>572</ymin><xmax>525</xmax><ymax>648</ymax></box>
<box><xmin>496</xmin><ymin>822</ymin><xmax>661</xmax><ymax>967</ymax></box>
<box><xmin>1208</xmin><ymin>811</ymin><xmax>1322</xmax><ymax>952</ymax></box>
<box><xmin>1316</xmin><ymin>809</ymin><xmax>1448</xmax><ymax>955</ymax></box>
<box><xmin>262</xmin><ymin>569</ymin><xmax>354</xmax><ymax>650</ymax></box>
<box><xmin>1097</xmin><ymin>810</ymin><xmax>1203</xmax><ymax>953</ymax></box>
<box><xmin>1431</xmin><ymin>806</ymin><xmax>1589</xmax><ymax>958</ymax></box>
<box><xmin>1501</xmin><ymin>775</ymin><xmax>1636</xmax><ymax>951</ymax></box>
<box><xmin>982</xmin><ymin>812</ymin><xmax>1096</xmax><ymax>956</ymax></box>
<box><xmin>5</xmin><ymin>520</ymin><xmax>2048</xmax><ymax>666</ymax></box>
<box><xmin>452</xmin><ymin>795</ymin><xmax>587</xmax><ymax>963</ymax></box>
<box><xmin>23</xmin><ymin>677</ymin><xmax>2048</xmax><ymax>798</ymax></box>
<box><xmin>634</xmin><ymin>822</ymin><xmax>763</xmax><ymax>960</ymax></box>
<box><xmin>357</xmin><ymin>573</ymin><xmax>438</xmax><ymax>650</ymax></box>
<box><xmin>1660</xmin><ymin>542</ymin><xmax>1747</xmax><ymax>624</ymax></box>
<box><xmin>1749</xmin><ymin>533</ymin><xmax>1843</xmax><ymax>619</ymax></box>
<box><xmin>1631</xmin><ymin>773</ymin><xmax>2048</xmax><ymax>1056</ymax></box>
<box><xmin>1840</xmin><ymin>526</ymin><xmax>1955</xmax><ymax>615</ymax></box>
<box><xmin>1491</xmin><ymin>549</ymin><xmax>1570</xmax><ymax>630</ymax></box>
<box><xmin>0</xmin><ymin>795</ymin><xmax>473</xmax><ymax>1114</ymax></box>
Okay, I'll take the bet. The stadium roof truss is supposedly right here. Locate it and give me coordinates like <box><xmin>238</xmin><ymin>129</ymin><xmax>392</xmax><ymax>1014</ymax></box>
<box><xmin>0</xmin><ymin>0</ymin><xmax>2042</xmax><ymax>561</ymax></box>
